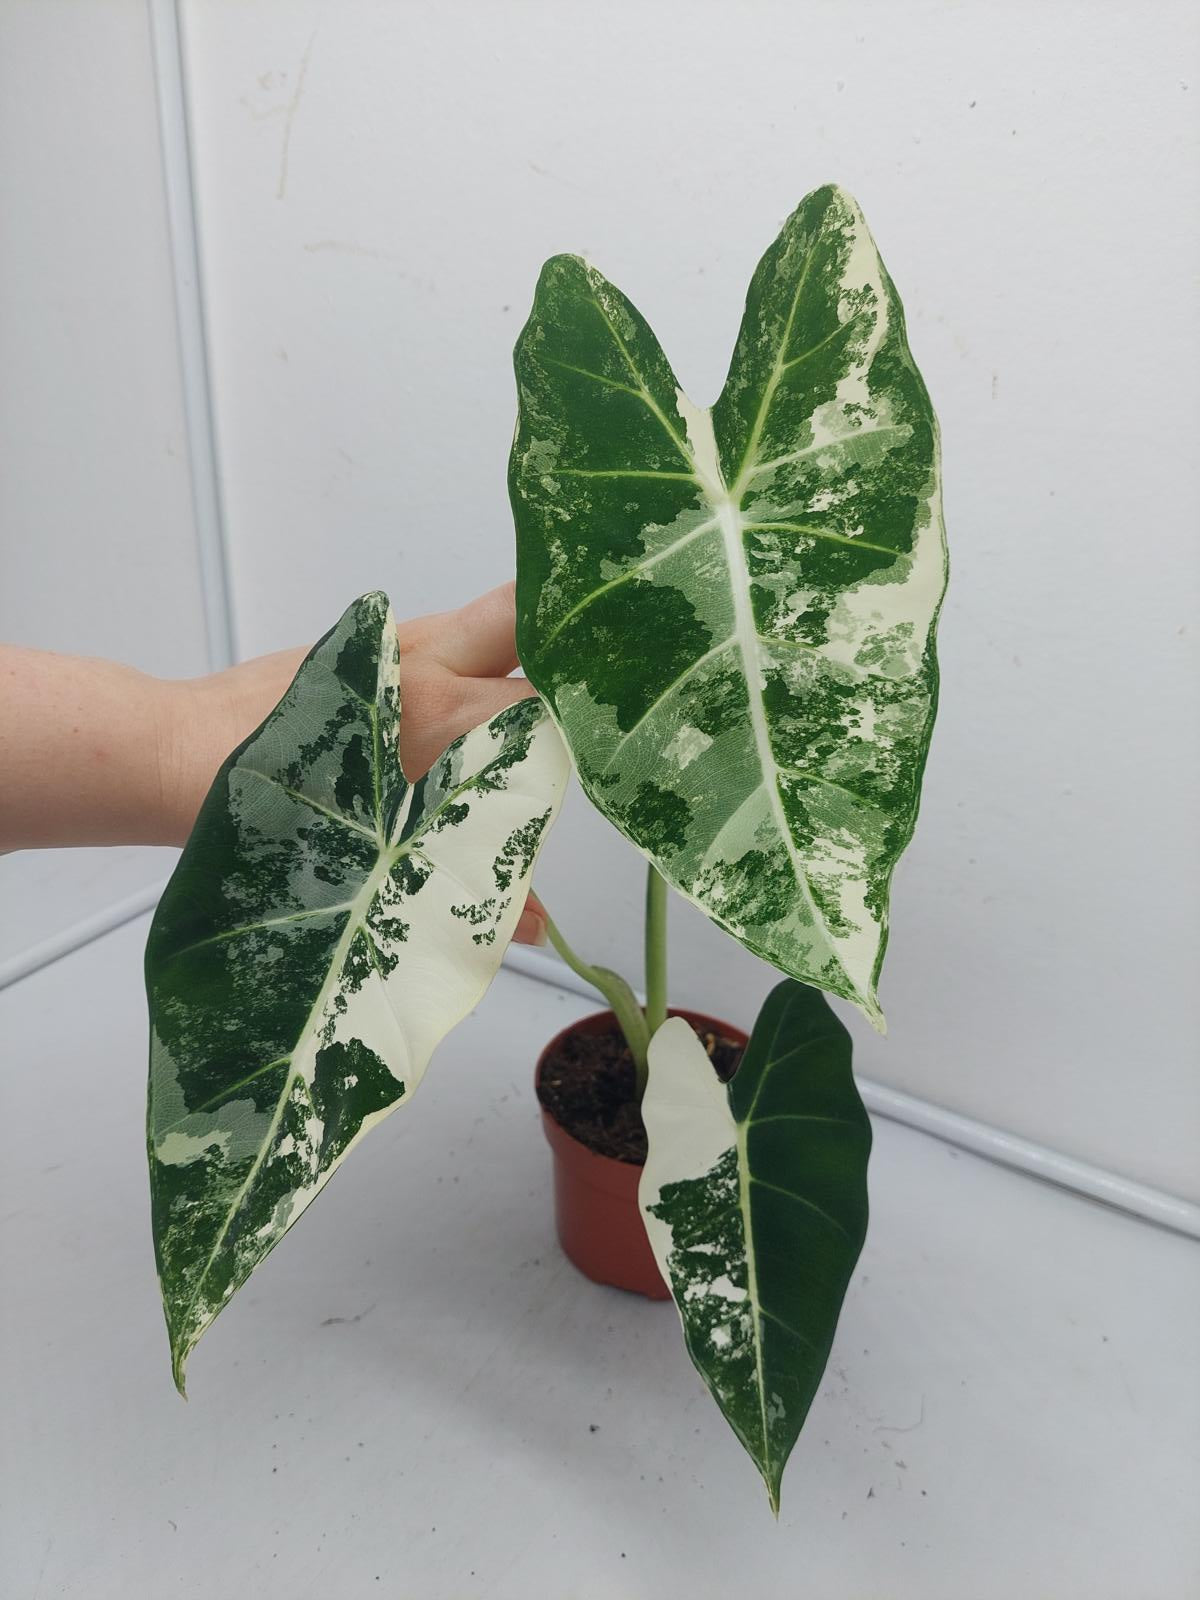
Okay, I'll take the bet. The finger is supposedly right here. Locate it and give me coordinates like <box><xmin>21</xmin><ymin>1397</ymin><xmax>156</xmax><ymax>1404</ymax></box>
<box><xmin>399</xmin><ymin>675</ymin><xmax>539</xmax><ymax>782</ymax></box>
<box><xmin>513</xmin><ymin>897</ymin><xmax>548</xmax><ymax>946</ymax></box>
<box><xmin>428</xmin><ymin>582</ymin><xmax>521</xmax><ymax>679</ymax></box>
<box><xmin>458</xmin><ymin>674</ymin><xmax>539</xmax><ymax>727</ymax></box>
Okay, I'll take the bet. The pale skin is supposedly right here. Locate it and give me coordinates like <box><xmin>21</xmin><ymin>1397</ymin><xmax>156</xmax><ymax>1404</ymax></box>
<box><xmin>0</xmin><ymin>582</ymin><xmax>549</xmax><ymax>944</ymax></box>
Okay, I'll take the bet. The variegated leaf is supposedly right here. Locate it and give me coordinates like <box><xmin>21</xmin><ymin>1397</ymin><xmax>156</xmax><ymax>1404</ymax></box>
<box><xmin>511</xmin><ymin>185</ymin><xmax>947</xmax><ymax>1026</ymax></box>
<box><xmin>639</xmin><ymin>980</ymin><xmax>871</xmax><ymax>1513</ymax></box>
<box><xmin>146</xmin><ymin>592</ymin><xmax>569</xmax><ymax>1391</ymax></box>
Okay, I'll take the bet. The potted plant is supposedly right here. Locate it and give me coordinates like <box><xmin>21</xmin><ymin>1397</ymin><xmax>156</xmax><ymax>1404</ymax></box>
<box><xmin>145</xmin><ymin>184</ymin><xmax>946</xmax><ymax>1513</ymax></box>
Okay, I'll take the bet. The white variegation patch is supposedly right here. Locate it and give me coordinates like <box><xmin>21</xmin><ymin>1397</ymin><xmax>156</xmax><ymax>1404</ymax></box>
<box><xmin>639</xmin><ymin>1018</ymin><xmax>738</xmax><ymax>1266</ymax></box>
<box><xmin>663</xmin><ymin>724</ymin><xmax>713</xmax><ymax>769</ymax></box>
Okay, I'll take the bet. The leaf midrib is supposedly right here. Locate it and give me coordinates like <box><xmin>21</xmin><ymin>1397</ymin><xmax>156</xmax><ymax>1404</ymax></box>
<box><xmin>729</xmin><ymin>1001</ymin><xmax>848</xmax><ymax>1504</ymax></box>
<box><xmin>735</xmin><ymin>1118</ymin><xmax>773</xmax><ymax>1502</ymax></box>
<box><xmin>168</xmin><ymin>845</ymin><xmax>392</xmax><ymax>1378</ymax></box>
<box><xmin>168</xmin><ymin>725</ymin><xmax>517</xmax><ymax>1368</ymax></box>
<box><xmin>711</xmin><ymin>486</ymin><xmax>844</xmax><ymax>973</ymax></box>
<box><xmin>565</xmin><ymin>268</ymin><xmax>887</xmax><ymax>1004</ymax></box>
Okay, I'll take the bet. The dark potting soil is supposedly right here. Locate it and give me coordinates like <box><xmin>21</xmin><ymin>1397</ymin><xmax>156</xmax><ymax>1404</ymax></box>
<box><xmin>537</xmin><ymin>1021</ymin><xmax>744</xmax><ymax>1165</ymax></box>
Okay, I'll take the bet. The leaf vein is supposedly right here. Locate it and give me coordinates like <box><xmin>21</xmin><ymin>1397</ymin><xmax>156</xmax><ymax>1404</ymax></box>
<box><xmin>238</xmin><ymin>768</ymin><xmax>378</xmax><ymax>841</ymax></box>
<box><xmin>748</xmin><ymin>1112</ymin><xmax>862</xmax><ymax>1131</ymax></box>
<box><xmin>585</xmin><ymin>295</ymin><xmax>695</xmax><ymax>471</ymax></box>
<box><xmin>749</xmin><ymin>1176</ymin><xmax>855</xmax><ymax>1243</ymax></box>
<box><xmin>757</xmin><ymin>1305</ymin><xmax>823</xmax><ymax>1356</ymax></box>
<box><xmin>155</xmin><ymin>1055</ymin><xmax>293</xmax><ymax>1134</ymax></box>
<box><xmin>542</xmin><ymin>516</ymin><xmax>721</xmax><ymax>646</ymax></box>
<box><xmin>598</xmin><ymin>636</ymin><xmax>737</xmax><ymax>773</ymax></box>
<box><xmin>554</xmin><ymin>468</ymin><xmax>700</xmax><ymax>483</ymax></box>
<box><xmin>749</xmin><ymin>422</ymin><xmax>909</xmax><ymax>481</ymax></box>
<box><xmin>780</xmin><ymin>308</ymin><xmax>869</xmax><ymax>371</ymax></box>
<box><xmin>743</xmin><ymin>521</ymin><xmax>911</xmax><ymax>561</ymax></box>
<box><xmin>166</xmin><ymin>903</ymin><xmax>354</xmax><ymax>959</ymax></box>
<box><xmin>776</xmin><ymin>766</ymin><xmax>874</xmax><ymax>806</ymax></box>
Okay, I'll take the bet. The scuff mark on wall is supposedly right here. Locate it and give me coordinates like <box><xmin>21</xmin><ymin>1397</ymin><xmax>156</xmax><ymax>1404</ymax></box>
<box><xmin>276</xmin><ymin>27</ymin><xmax>317</xmax><ymax>200</ymax></box>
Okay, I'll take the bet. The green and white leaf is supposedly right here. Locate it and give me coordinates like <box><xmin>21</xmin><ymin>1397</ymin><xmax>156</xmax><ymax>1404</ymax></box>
<box><xmin>146</xmin><ymin>592</ymin><xmax>569</xmax><ymax>1391</ymax></box>
<box><xmin>511</xmin><ymin>185</ymin><xmax>947</xmax><ymax>1026</ymax></box>
<box><xmin>639</xmin><ymin>980</ymin><xmax>871</xmax><ymax>1513</ymax></box>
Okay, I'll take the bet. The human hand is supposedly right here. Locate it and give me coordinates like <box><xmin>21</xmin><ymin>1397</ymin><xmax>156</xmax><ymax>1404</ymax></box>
<box><xmin>1</xmin><ymin>585</ymin><xmax>550</xmax><ymax>944</ymax></box>
<box><xmin>158</xmin><ymin>583</ymin><xmax>548</xmax><ymax>944</ymax></box>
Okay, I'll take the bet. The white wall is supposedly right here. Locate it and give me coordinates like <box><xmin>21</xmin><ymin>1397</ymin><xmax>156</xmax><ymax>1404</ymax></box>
<box><xmin>0</xmin><ymin>1</ymin><xmax>210</xmax><ymax>968</ymax></box>
<box><xmin>179</xmin><ymin>0</ymin><xmax>1200</xmax><ymax>1200</ymax></box>
<box><xmin>2</xmin><ymin>1</ymin><xmax>1196</xmax><ymax>1202</ymax></box>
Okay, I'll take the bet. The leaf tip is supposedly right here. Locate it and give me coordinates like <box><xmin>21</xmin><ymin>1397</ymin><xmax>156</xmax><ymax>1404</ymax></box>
<box><xmin>855</xmin><ymin>987</ymin><xmax>887</xmax><ymax>1035</ymax></box>
<box><xmin>534</xmin><ymin>251</ymin><xmax>589</xmax><ymax>297</ymax></box>
<box><xmin>169</xmin><ymin>1328</ymin><xmax>195</xmax><ymax>1399</ymax></box>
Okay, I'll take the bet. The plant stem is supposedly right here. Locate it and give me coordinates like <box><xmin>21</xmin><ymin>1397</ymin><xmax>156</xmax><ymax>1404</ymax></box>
<box><xmin>644</xmin><ymin>864</ymin><xmax>669</xmax><ymax>1039</ymax></box>
<box><xmin>542</xmin><ymin>911</ymin><xmax>650</xmax><ymax>1084</ymax></box>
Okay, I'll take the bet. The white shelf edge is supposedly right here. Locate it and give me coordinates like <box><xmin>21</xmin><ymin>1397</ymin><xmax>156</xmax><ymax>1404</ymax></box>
<box><xmin>504</xmin><ymin>944</ymin><xmax>1200</xmax><ymax>1242</ymax></box>
<box><xmin>0</xmin><ymin>880</ymin><xmax>169</xmax><ymax>992</ymax></box>
<box><xmin>4</xmin><ymin>892</ymin><xmax>1194</xmax><ymax>1243</ymax></box>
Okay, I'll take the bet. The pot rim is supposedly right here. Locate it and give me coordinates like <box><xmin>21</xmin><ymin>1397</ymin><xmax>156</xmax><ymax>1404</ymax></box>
<box><xmin>534</xmin><ymin>1005</ymin><xmax>749</xmax><ymax>1175</ymax></box>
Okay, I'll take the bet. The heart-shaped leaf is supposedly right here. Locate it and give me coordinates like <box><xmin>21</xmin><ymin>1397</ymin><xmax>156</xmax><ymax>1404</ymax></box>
<box><xmin>146</xmin><ymin>592</ymin><xmax>569</xmax><ymax>1390</ymax></box>
<box><xmin>511</xmin><ymin>185</ymin><xmax>947</xmax><ymax>1026</ymax></box>
<box><xmin>639</xmin><ymin>980</ymin><xmax>871</xmax><ymax>1512</ymax></box>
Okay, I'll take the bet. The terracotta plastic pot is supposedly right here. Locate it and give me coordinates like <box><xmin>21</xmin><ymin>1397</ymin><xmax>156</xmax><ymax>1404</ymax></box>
<box><xmin>536</xmin><ymin>1007</ymin><xmax>749</xmax><ymax>1299</ymax></box>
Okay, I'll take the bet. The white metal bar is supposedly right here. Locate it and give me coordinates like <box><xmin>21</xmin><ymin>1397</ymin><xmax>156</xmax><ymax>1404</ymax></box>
<box><xmin>0</xmin><ymin>880</ymin><xmax>169</xmax><ymax>992</ymax></box>
<box><xmin>147</xmin><ymin>0</ymin><xmax>236</xmax><ymax>671</ymax></box>
<box><xmin>503</xmin><ymin>944</ymin><xmax>1200</xmax><ymax>1242</ymax></box>
<box><xmin>856</xmin><ymin>1078</ymin><xmax>1200</xmax><ymax>1240</ymax></box>
<box><xmin>3</xmin><ymin>908</ymin><xmax>1195</xmax><ymax>1239</ymax></box>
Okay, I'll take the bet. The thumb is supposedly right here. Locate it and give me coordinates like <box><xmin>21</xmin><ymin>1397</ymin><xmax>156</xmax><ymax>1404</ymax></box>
<box><xmin>461</xmin><ymin>675</ymin><xmax>541</xmax><ymax>725</ymax></box>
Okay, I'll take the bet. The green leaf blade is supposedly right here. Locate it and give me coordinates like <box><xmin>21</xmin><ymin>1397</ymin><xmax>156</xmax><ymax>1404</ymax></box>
<box><xmin>639</xmin><ymin>980</ymin><xmax>871</xmax><ymax>1512</ymax></box>
<box><xmin>146</xmin><ymin>593</ymin><xmax>569</xmax><ymax>1390</ymax></box>
<box><xmin>512</xmin><ymin>187</ymin><xmax>947</xmax><ymax>1025</ymax></box>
